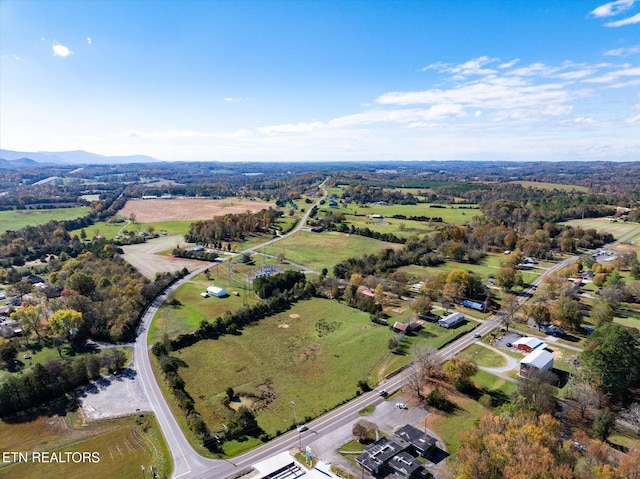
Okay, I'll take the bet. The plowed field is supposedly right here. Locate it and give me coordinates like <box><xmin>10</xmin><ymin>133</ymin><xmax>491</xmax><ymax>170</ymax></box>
<box><xmin>117</xmin><ymin>198</ymin><xmax>273</xmax><ymax>222</ymax></box>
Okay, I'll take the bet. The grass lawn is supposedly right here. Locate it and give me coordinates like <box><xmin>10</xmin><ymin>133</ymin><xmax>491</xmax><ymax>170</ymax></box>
<box><xmin>260</xmin><ymin>231</ymin><xmax>404</xmax><ymax>273</ymax></box>
<box><xmin>0</xmin><ymin>413</ymin><xmax>170</xmax><ymax>479</ymax></box>
<box><xmin>460</xmin><ymin>344</ymin><xmax>507</xmax><ymax>368</ymax></box>
<box><xmin>472</xmin><ymin>370</ymin><xmax>518</xmax><ymax>398</ymax></box>
<box><xmin>0</xmin><ymin>207</ymin><xmax>91</xmax><ymax>234</ymax></box>
<box><xmin>426</xmin><ymin>388</ymin><xmax>489</xmax><ymax>454</ymax></box>
<box><xmin>174</xmin><ymin>298</ymin><xmax>395</xmax><ymax>437</ymax></box>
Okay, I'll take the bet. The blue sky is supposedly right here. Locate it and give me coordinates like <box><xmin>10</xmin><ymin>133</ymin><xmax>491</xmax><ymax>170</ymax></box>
<box><xmin>1</xmin><ymin>0</ymin><xmax>639</xmax><ymax>162</ymax></box>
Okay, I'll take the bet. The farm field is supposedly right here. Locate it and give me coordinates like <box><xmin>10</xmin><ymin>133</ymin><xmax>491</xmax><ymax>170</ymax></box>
<box><xmin>0</xmin><ymin>207</ymin><xmax>90</xmax><ymax>234</ymax></box>
<box><xmin>116</xmin><ymin>197</ymin><xmax>274</xmax><ymax>223</ymax></box>
<box><xmin>260</xmin><ymin>231</ymin><xmax>404</xmax><ymax>273</ymax></box>
<box><xmin>507</xmin><ymin>180</ymin><xmax>589</xmax><ymax>192</ymax></box>
<box><xmin>0</xmin><ymin>413</ymin><xmax>170</xmax><ymax>479</ymax></box>
<box><xmin>562</xmin><ymin>218</ymin><xmax>640</xmax><ymax>238</ymax></box>
<box><xmin>174</xmin><ymin>298</ymin><xmax>395</xmax><ymax>436</ymax></box>
<box><xmin>322</xmin><ymin>202</ymin><xmax>482</xmax><ymax>225</ymax></box>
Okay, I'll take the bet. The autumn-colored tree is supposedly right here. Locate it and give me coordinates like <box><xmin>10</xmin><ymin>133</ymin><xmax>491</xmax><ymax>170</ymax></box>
<box><xmin>49</xmin><ymin>309</ymin><xmax>84</xmax><ymax>342</ymax></box>
<box><xmin>352</xmin><ymin>419</ymin><xmax>377</xmax><ymax>443</ymax></box>
<box><xmin>451</xmin><ymin>412</ymin><xmax>574</xmax><ymax>479</ymax></box>
<box><xmin>411</xmin><ymin>295</ymin><xmax>433</xmax><ymax>316</ymax></box>
<box><xmin>374</xmin><ymin>284</ymin><xmax>385</xmax><ymax>304</ymax></box>
<box><xmin>444</xmin><ymin>355</ymin><xmax>478</xmax><ymax>391</ymax></box>
<box><xmin>551</xmin><ymin>296</ymin><xmax>582</xmax><ymax>331</ymax></box>
<box><xmin>350</xmin><ymin>273</ymin><xmax>363</xmax><ymax>286</ymax></box>
<box><xmin>499</xmin><ymin>294</ymin><xmax>521</xmax><ymax>331</ymax></box>
<box><xmin>11</xmin><ymin>305</ymin><xmax>45</xmax><ymax>342</ymax></box>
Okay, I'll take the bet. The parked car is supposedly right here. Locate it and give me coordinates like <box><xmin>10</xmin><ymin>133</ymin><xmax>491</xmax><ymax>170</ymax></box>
<box><xmin>395</xmin><ymin>403</ymin><xmax>407</xmax><ymax>409</ymax></box>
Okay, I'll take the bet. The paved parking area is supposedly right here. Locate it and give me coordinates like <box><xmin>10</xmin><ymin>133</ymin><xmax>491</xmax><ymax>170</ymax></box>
<box><xmin>79</xmin><ymin>367</ymin><xmax>150</xmax><ymax>420</ymax></box>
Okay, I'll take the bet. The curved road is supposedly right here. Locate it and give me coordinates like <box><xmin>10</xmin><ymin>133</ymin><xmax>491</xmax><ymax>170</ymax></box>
<box><xmin>134</xmin><ymin>181</ymin><xmax>328</xmax><ymax>478</ymax></box>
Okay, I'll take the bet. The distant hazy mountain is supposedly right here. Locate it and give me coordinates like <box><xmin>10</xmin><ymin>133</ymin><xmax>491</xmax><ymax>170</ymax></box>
<box><xmin>0</xmin><ymin>149</ymin><xmax>160</xmax><ymax>165</ymax></box>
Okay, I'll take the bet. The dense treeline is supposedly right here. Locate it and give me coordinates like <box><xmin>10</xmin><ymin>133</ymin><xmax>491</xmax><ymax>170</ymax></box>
<box><xmin>341</xmin><ymin>184</ymin><xmax>418</xmax><ymax>205</ymax></box>
<box><xmin>0</xmin><ymin>350</ymin><xmax>127</xmax><ymax>417</ymax></box>
<box><xmin>185</xmin><ymin>208</ymin><xmax>283</xmax><ymax>244</ymax></box>
<box><xmin>172</xmin><ymin>248</ymin><xmax>219</xmax><ymax>261</ymax></box>
<box><xmin>253</xmin><ymin>270</ymin><xmax>306</xmax><ymax>299</ymax></box>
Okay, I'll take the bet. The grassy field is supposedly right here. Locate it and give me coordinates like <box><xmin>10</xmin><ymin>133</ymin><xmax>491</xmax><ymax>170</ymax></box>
<box><xmin>0</xmin><ymin>413</ymin><xmax>170</xmax><ymax>479</ymax></box>
<box><xmin>0</xmin><ymin>207</ymin><xmax>91</xmax><ymax>234</ymax></box>
<box><xmin>260</xmin><ymin>231</ymin><xmax>404</xmax><ymax>273</ymax></box>
<box><xmin>507</xmin><ymin>180</ymin><xmax>589</xmax><ymax>192</ymax></box>
<box><xmin>321</xmin><ymin>202</ymin><xmax>482</xmax><ymax>226</ymax></box>
<box><xmin>561</xmin><ymin>218</ymin><xmax>640</xmax><ymax>238</ymax></box>
<box><xmin>174</xmin><ymin>298</ymin><xmax>395</xmax><ymax>436</ymax></box>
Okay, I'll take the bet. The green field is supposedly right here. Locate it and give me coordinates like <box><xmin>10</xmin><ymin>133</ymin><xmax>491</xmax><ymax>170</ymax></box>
<box><xmin>460</xmin><ymin>344</ymin><xmax>507</xmax><ymax>368</ymax></box>
<box><xmin>260</xmin><ymin>231</ymin><xmax>404</xmax><ymax>273</ymax></box>
<box><xmin>562</xmin><ymin>218</ymin><xmax>640</xmax><ymax>238</ymax></box>
<box><xmin>0</xmin><ymin>413</ymin><xmax>170</xmax><ymax>479</ymax></box>
<box><xmin>0</xmin><ymin>207</ymin><xmax>91</xmax><ymax>234</ymax></box>
<box><xmin>175</xmin><ymin>298</ymin><xmax>395</xmax><ymax>436</ymax></box>
<box><xmin>507</xmin><ymin>180</ymin><xmax>589</xmax><ymax>193</ymax></box>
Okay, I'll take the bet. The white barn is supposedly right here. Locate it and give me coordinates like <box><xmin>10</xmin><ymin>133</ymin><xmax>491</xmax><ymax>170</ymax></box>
<box><xmin>206</xmin><ymin>285</ymin><xmax>228</xmax><ymax>297</ymax></box>
<box><xmin>519</xmin><ymin>349</ymin><xmax>554</xmax><ymax>378</ymax></box>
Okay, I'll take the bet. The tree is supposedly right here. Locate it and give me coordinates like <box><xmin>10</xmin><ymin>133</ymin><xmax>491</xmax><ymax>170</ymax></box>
<box><xmin>374</xmin><ymin>284</ymin><xmax>385</xmax><ymax>304</ymax></box>
<box><xmin>350</xmin><ymin>273</ymin><xmax>364</xmax><ymax>286</ymax></box>
<box><xmin>513</xmin><ymin>372</ymin><xmax>558</xmax><ymax>416</ymax></box>
<box><xmin>11</xmin><ymin>305</ymin><xmax>45</xmax><ymax>342</ymax></box>
<box><xmin>593</xmin><ymin>407</ymin><xmax>616</xmax><ymax>442</ymax></box>
<box><xmin>49</xmin><ymin>309</ymin><xmax>84</xmax><ymax>342</ymax></box>
<box><xmin>411</xmin><ymin>295</ymin><xmax>433</xmax><ymax>316</ymax></box>
<box><xmin>9</xmin><ymin>280</ymin><xmax>32</xmax><ymax>301</ymax></box>
<box><xmin>580</xmin><ymin>323</ymin><xmax>640</xmax><ymax>397</ymax></box>
<box><xmin>551</xmin><ymin>296</ymin><xmax>582</xmax><ymax>330</ymax></box>
<box><xmin>444</xmin><ymin>355</ymin><xmax>478</xmax><ymax>391</ymax></box>
<box><xmin>352</xmin><ymin>419</ymin><xmax>377</xmax><ymax>443</ymax></box>
<box><xmin>66</xmin><ymin>271</ymin><xmax>96</xmax><ymax>297</ymax></box>
<box><xmin>590</xmin><ymin>303</ymin><xmax>614</xmax><ymax>327</ymax></box>
<box><xmin>0</xmin><ymin>338</ymin><xmax>17</xmax><ymax>364</ymax></box>
<box><xmin>499</xmin><ymin>294</ymin><xmax>520</xmax><ymax>331</ymax></box>
<box><xmin>495</xmin><ymin>265</ymin><xmax>518</xmax><ymax>291</ymax></box>
<box><xmin>567</xmin><ymin>381</ymin><xmax>599</xmax><ymax>418</ymax></box>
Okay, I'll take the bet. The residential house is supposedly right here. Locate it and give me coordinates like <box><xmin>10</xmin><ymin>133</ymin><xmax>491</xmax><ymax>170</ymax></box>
<box><xmin>438</xmin><ymin>312</ymin><xmax>464</xmax><ymax>329</ymax></box>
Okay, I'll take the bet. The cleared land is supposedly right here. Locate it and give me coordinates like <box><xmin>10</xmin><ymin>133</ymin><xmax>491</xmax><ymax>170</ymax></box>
<box><xmin>0</xmin><ymin>413</ymin><xmax>170</xmax><ymax>479</ymax></box>
<box><xmin>117</xmin><ymin>198</ymin><xmax>273</xmax><ymax>222</ymax></box>
<box><xmin>261</xmin><ymin>231</ymin><xmax>404</xmax><ymax>273</ymax></box>
<box><xmin>0</xmin><ymin>207</ymin><xmax>90</xmax><ymax>234</ymax></box>
<box><xmin>120</xmin><ymin>234</ymin><xmax>208</xmax><ymax>279</ymax></box>
<box><xmin>176</xmin><ymin>298</ymin><xmax>395</xmax><ymax>436</ymax></box>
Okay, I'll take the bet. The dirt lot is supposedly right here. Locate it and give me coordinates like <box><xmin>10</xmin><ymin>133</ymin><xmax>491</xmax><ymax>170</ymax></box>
<box><xmin>117</xmin><ymin>198</ymin><xmax>273</xmax><ymax>222</ymax></box>
<box><xmin>79</xmin><ymin>368</ymin><xmax>150</xmax><ymax>421</ymax></box>
<box><xmin>120</xmin><ymin>234</ymin><xmax>208</xmax><ymax>279</ymax></box>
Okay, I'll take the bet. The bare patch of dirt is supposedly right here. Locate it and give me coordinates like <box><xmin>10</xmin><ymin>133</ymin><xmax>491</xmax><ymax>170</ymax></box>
<box><xmin>299</xmin><ymin>344</ymin><xmax>321</xmax><ymax>361</ymax></box>
<box><xmin>117</xmin><ymin>198</ymin><xmax>273</xmax><ymax>222</ymax></box>
<box><xmin>278</xmin><ymin>324</ymin><xmax>290</xmax><ymax>329</ymax></box>
<box><xmin>289</xmin><ymin>314</ymin><xmax>300</xmax><ymax>319</ymax></box>
<box><xmin>120</xmin><ymin>234</ymin><xmax>207</xmax><ymax>279</ymax></box>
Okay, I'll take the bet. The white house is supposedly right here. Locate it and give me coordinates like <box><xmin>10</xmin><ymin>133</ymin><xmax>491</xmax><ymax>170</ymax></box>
<box><xmin>519</xmin><ymin>349</ymin><xmax>554</xmax><ymax>378</ymax></box>
<box><xmin>206</xmin><ymin>285</ymin><xmax>228</xmax><ymax>297</ymax></box>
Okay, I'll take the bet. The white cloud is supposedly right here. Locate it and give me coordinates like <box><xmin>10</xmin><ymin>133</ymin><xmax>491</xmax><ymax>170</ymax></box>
<box><xmin>590</xmin><ymin>0</ymin><xmax>635</xmax><ymax>18</ymax></box>
<box><xmin>582</xmin><ymin>66</ymin><xmax>640</xmax><ymax>84</ymax></box>
<box><xmin>87</xmin><ymin>37</ymin><xmax>92</xmax><ymax>45</ymax></box>
<box><xmin>259</xmin><ymin>121</ymin><xmax>324</xmax><ymax>133</ymax></box>
<box><xmin>604</xmin><ymin>45</ymin><xmax>640</xmax><ymax>56</ymax></box>
<box><xmin>499</xmin><ymin>59</ymin><xmax>520</xmax><ymax>69</ymax></box>
<box><xmin>52</xmin><ymin>44</ymin><xmax>73</xmax><ymax>57</ymax></box>
<box><xmin>109</xmin><ymin>129</ymin><xmax>214</xmax><ymax>139</ymax></box>
<box><xmin>605</xmin><ymin>12</ymin><xmax>640</xmax><ymax>26</ymax></box>
<box><xmin>554</xmin><ymin>69</ymin><xmax>597</xmax><ymax>80</ymax></box>
<box><xmin>626</xmin><ymin>113</ymin><xmax>640</xmax><ymax>123</ymax></box>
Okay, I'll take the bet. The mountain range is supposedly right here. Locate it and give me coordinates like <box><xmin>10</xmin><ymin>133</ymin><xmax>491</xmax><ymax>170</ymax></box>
<box><xmin>0</xmin><ymin>149</ymin><xmax>160</xmax><ymax>166</ymax></box>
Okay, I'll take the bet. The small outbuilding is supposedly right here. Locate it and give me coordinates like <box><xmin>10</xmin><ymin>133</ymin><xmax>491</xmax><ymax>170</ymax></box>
<box><xmin>206</xmin><ymin>285</ymin><xmax>228</xmax><ymax>297</ymax></box>
<box><xmin>520</xmin><ymin>349</ymin><xmax>554</xmax><ymax>378</ymax></box>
